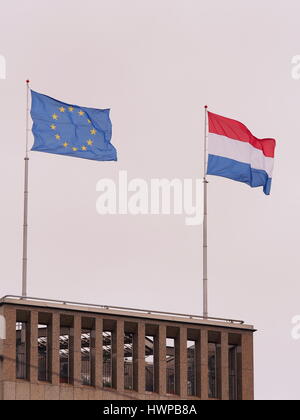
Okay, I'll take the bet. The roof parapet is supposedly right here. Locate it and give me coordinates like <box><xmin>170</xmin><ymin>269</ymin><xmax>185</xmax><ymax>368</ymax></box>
<box><xmin>0</xmin><ymin>295</ymin><xmax>254</xmax><ymax>330</ymax></box>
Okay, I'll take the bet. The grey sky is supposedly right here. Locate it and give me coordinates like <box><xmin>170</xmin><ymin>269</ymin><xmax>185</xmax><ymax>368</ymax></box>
<box><xmin>0</xmin><ymin>0</ymin><xmax>299</xmax><ymax>400</ymax></box>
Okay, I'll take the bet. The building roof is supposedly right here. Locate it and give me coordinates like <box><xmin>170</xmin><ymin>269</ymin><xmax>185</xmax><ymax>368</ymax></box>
<box><xmin>0</xmin><ymin>295</ymin><xmax>255</xmax><ymax>331</ymax></box>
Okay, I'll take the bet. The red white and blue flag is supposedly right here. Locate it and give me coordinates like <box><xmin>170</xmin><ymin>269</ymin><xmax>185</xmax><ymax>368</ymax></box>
<box><xmin>207</xmin><ymin>112</ymin><xmax>276</xmax><ymax>195</ymax></box>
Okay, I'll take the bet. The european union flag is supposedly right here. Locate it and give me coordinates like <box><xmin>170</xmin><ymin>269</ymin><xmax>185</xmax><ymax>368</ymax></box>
<box><xmin>30</xmin><ymin>91</ymin><xmax>117</xmax><ymax>161</ymax></box>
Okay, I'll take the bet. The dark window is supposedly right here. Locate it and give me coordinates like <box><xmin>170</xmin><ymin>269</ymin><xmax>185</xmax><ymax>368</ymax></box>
<box><xmin>38</xmin><ymin>324</ymin><xmax>49</xmax><ymax>381</ymax></box>
<box><xmin>81</xmin><ymin>329</ymin><xmax>92</xmax><ymax>386</ymax></box>
<box><xmin>103</xmin><ymin>331</ymin><xmax>112</xmax><ymax>388</ymax></box>
<box><xmin>60</xmin><ymin>327</ymin><xmax>70</xmax><ymax>384</ymax></box>
<box><xmin>229</xmin><ymin>345</ymin><xmax>238</xmax><ymax>400</ymax></box>
<box><xmin>208</xmin><ymin>342</ymin><xmax>218</xmax><ymax>398</ymax></box>
<box><xmin>16</xmin><ymin>322</ymin><xmax>27</xmax><ymax>380</ymax></box>
<box><xmin>166</xmin><ymin>338</ymin><xmax>175</xmax><ymax>394</ymax></box>
<box><xmin>124</xmin><ymin>333</ymin><xmax>133</xmax><ymax>390</ymax></box>
<box><xmin>145</xmin><ymin>335</ymin><xmax>155</xmax><ymax>392</ymax></box>
<box><xmin>187</xmin><ymin>340</ymin><xmax>196</xmax><ymax>396</ymax></box>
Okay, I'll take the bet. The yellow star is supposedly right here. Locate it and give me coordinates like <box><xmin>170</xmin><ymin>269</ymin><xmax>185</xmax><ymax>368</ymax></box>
<box><xmin>63</xmin><ymin>142</ymin><xmax>69</xmax><ymax>148</ymax></box>
<box><xmin>55</xmin><ymin>134</ymin><xmax>61</xmax><ymax>140</ymax></box>
<box><xmin>72</xmin><ymin>147</ymin><xmax>78</xmax><ymax>151</ymax></box>
<box><xmin>90</xmin><ymin>129</ymin><xmax>97</xmax><ymax>135</ymax></box>
<box><xmin>68</xmin><ymin>107</ymin><xmax>74</xmax><ymax>112</ymax></box>
<box><xmin>50</xmin><ymin>124</ymin><xmax>56</xmax><ymax>130</ymax></box>
<box><xmin>59</xmin><ymin>107</ymin><xmax>65</xmax><ymax>113</ymax></box>
<box><xmin>78</xmin><ymin>110</ymin><xmax>84</xmax><ymax>116</ymax></box>
<box><xmin>87</xmin><ymin>139</ymin><xmax>93</xmax><ymax>146</ymax></box>
<box><xmin>52</xmin><ymin>114</ymin><xmax>58</xmax><ymax>120</ymax></box>
<box><xmin>81</xmin><ymin>146</ymin><xmax>87</xmax><ymax>151</ymax></box>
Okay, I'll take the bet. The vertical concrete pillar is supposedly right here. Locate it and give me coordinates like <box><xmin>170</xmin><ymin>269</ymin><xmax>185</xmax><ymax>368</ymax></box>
<box><xmin>1</xmin><ymin>307</ymin><xmax>16</xmax><ymax>382</ymax></box>
<box><xmin>29</xmin><ymin>311</ymin><xmax>38</xmax><ymax>383</ymax></box>
<box><xmin>92</xmin><ymin>317</ymin><xmax>103</xmax><ymax>389</ymax></box>
<box><xmin>199</xmin><ymin>329</ymin><xmax>208</xmax><ymax>400</ymax></box>
<box><xmin>50</xmin><ymin>313</ymin><xmax>60</xmax><ymax>386</ymax></box>
<box><xmin>241</xmin><ymin>333</ymin><xmax>254</xmax><ymax>400</ymax></box>
<box><xmin>175</xmin><ymin>326</ymin><xmax>187</xmax><ymax>398</ymax></box>
<box><xmin>220</xmin><ymin>331</ymin><xmax>229</xmax><ymax>400</ymax></box>
<box><xmin>112</xmin><ymin>319</ymin><xmax>124</xmax><ymax>391</ymax></box>
<box><xmin>154</xmin><ymin>324</ymin><xmax>166</xmax><ymax>395</ymax></box>
<box><xmin>70</xmin><ymin>315</ymin><xmax>81</xmax><ymax>387</ymax></box>
<box><xmin>133</xmin><ymin>322</ymin><xmax>145</xmax><ymax>394</ymax></box>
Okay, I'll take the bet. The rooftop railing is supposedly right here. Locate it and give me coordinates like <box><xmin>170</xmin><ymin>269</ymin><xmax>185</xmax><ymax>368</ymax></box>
<box><xmin>0</xmin><ymin>295</ymin><xmax>245</xmax><ymax>325</ymax></box>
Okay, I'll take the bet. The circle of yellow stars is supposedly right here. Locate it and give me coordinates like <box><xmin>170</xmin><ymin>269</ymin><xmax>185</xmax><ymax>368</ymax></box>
<box><xmin>50</xmin><ymin>107</ymin><xmax>96</xmax><ymax>152</ymax></box>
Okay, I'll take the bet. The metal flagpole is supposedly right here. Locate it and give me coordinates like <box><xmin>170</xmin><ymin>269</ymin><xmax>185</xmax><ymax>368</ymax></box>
<box><xmin>22</xmin><ymin>80</ymin><xmax>30</xmax><ymax>297</ymax></box>
<box><xmin>203</xmin><ymin>105</ymin><xmax>208</xmax><ymax>319</ymax></box>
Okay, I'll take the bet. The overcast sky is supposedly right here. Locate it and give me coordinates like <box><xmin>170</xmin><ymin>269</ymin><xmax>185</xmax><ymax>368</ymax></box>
<box><xmin>0</xmin><ymin>0</ymin><xmax>299</xmax><ymax>400</ymax></box>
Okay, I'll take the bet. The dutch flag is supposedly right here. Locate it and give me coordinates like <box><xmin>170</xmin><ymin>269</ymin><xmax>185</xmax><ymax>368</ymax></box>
<box><xmin>207</xmin><ymin>112</ymin><xmax>276</xmax><ymax>195</ymax></box>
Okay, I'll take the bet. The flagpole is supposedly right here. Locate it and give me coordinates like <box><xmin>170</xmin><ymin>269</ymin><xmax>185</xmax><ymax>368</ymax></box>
<box><xmin>22</xmin><ymin>80</ymin><xmax>30</xmax><ymax>297</ymax></box>
<box><xmin>203</xmin><ymin>105</ymin><xmax>208</xmax><ymax>319</ymax></box>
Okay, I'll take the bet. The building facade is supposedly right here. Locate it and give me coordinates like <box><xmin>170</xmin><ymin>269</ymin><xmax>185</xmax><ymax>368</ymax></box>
<box><xmin>0</xmin><ymin>296</ymin><xmax>255</xmax><ymax>400</ymax></box>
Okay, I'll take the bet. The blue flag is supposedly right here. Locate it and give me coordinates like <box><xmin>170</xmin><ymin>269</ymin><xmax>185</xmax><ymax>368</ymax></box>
<box><xmin>30</xmin><ymin>91</ymin><xmax>117</xmax><ymax>161</ymax></box>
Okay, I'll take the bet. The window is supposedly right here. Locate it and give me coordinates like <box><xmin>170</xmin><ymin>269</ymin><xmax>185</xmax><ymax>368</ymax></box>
<box><xmin>103</xmin><ymin>331</ymin><xmax>112</xmax><ymax>388</ymax></box>
<box><xmin>81</xmin><ymin>329</ymin><xmax>92</xmax><ymax>386</ymax></box>
<box><xmin>124</xmin><ymin>333</ymin><xmax>133</xmax><ymax>390</ymax></box>
<box><xmin>208</xmin><ymin>342</ymin><xmax>218</xmax><ymax>398</ymax></box>
<box><xmin>187</xmin><ymin>340</ymin><xmax>196</xmax><ymax>396</ymax></box>
<box><xmin>16</xmin><ymin>322</ymin><xmax>27</xmax><ymax>380</ymax></box>
<box><xmin>229</xmin><ymin>345</ymin><xmax>238</xmax><ymax>400</ymax></box>
<box><xmin>166</xmin><ymin>338</ymin><xmax>175</xmax><ymax>394</ymax></box>
<box><xmin>38</xmin><ymin>324</ymin><xmax>49</xmax><ymax>382</ymax></box>
<box><xmin>60</xmin><ymin>327</ymin><xmax>70</xmax><ymax>384</ymax></box>
<box><xmin>145</xmin><ymin>335</ymin><xmax>155</xmax><ymax>392</ymax></box>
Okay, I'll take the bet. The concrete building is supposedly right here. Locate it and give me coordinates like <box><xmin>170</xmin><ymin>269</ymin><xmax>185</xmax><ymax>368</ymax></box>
<box><xmin>0</xmin><ymin>296</ymin><xmax>255</xmax><ymax>400</ymax></box>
